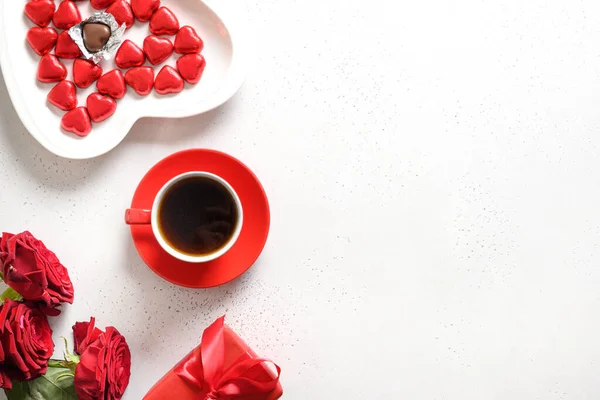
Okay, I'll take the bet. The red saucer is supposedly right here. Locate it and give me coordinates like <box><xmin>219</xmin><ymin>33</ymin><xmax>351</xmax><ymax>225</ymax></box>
<box><xmin>129</xmin><ymin>149</ymin><xmax>270</xmax><ymax>288</ymax></box>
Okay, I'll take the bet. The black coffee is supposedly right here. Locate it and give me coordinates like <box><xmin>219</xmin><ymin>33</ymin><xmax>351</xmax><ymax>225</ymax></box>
<box><xmin>158</xmin><ymin>177</ymin><xmax>238</xmax><ymax>256</ymax></box>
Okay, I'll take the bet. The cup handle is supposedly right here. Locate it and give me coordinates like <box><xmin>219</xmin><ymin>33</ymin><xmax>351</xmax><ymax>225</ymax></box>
<box><xmin>125</xmin><ymin>209</ymin><xmax>152</xmax><ymax>225</ymax></box>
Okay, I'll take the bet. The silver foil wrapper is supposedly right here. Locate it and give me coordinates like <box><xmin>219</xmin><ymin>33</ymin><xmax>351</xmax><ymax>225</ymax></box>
<box><xmin>68</xmin><ymin>12</ymin><xmax>126</xmax><ymax>64</ymax></box>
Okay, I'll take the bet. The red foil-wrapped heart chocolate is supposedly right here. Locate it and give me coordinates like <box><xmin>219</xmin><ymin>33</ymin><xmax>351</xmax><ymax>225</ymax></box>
<box><xmin>53</xmin><ymin>0</ymin><xmax>82</xmax><ymax>30</ymax></box>
<box><xmin>143</xmin><ymin>35</ymin><xmax>173</xmax><ymax>65</ymax></box>
<box><xmin>176</xmin><ymin>54</ymin><xmax>206</xmax><ymax>84</ymax></box>
<box><xmin>154</xmin><ymin>65</ymin><xmax>184</xmax><ymax>95</ymax></box>
<box><xmin>61</xmin><ymin>107</ymin><xmax>92</xmax><ymax>137</ymax></box>
<box><xmin>87</xmin><ymin>93</ymin><xmax>117</xmax><ymax>122</ymax></box>
<box><xmin>24</xmin><ymin>0</ymin><xmax>55</xmax><ymax>28</ymax></box>
<box><xmin>149</xmin><ymin>7</ymin><xmax>179</xmax><ymax>36</ymax></box>
<box><xmin>97</xmin><ymin>69</ymin><xmax>126</xmax><ymax>99</ymax></box>
<box><xmin>38</xmin><ymin>54</ymin><xmax>68</xmax><ymax>83</ymax></box>
<box><xmin>115</xmin><ymin>40</ymin><xmax>146</xmax><ymax>69</ymax></box>
<box><xmin>90</xmin><ymin>0</ymin><xmax>116</xmax><ymax>10</ymax></box>
<box><xmin>174</xmin><ymin>26</ymin><xmax>203</xmax><ymax>54</ymax></box>
<box><xmin>47</xmin><ymin>80</ymin><xmax>77</xmax><ymax>111</ymax></box>
<box><xmin>26</xmin><ymin>27</ymin><xmax>58</xmax><ymax>56</ymax></box>
<box><xmin>131</xmin><ymin>0</ymin><xmax>160</xmax><ymax>22</ymax></box>
<box><xmin>73</xmin><ymin>59</ymin><xmax>103</xmax><ymax>88</ymax></box>
<box><xmin>125</xmin><ymin>67</ymin><xmax>155</xmax><ymax>96</ymax></box>
<box><xmin>106</xmin><ymin>0</ymin><xmax>135</xmax><ymax>29</ymax></box>
<box><xmin>55</xmin><ymin>31</ymin><xmax>82</xmax><ymax>59</ymax></box>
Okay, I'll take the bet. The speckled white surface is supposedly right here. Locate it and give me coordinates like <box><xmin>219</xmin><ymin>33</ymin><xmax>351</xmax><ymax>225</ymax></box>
<box><xmin>1</xmin><ymin>0</ymin><xmax>600</xmax><ymax>399</ymax></box>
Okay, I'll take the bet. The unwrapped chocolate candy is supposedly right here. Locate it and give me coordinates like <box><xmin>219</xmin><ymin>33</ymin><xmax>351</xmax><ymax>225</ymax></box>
<box><xmin>68</xmin><ymin>12</ymin><xmax>125</xmax><ymax>63</ymax></box>
<box><xmin>83</xmin><ymin>23</ymin><xmax>111</xmax><ymax>53</ymax></box>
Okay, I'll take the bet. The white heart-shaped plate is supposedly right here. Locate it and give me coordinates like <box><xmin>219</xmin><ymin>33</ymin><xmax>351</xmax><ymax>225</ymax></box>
<box><xmin>0</xmin><ymin>0</ymin><xmax>247</xmax><ymax>159</ymax></box>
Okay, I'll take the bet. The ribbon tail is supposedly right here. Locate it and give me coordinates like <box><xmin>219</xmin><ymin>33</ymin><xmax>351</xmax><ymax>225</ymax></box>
<box><xmin>176</xmin><ymin>316</ymin><xmax>227</xmax><ymax>393</ymax></box>
<box><xmin>201</xmin><ymin>316</ymin><xmax>226</xmax><ymax>387</ymax></box>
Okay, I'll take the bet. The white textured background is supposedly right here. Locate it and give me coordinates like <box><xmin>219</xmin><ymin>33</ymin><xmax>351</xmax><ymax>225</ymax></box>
<box><xmin>2</xmin><ymin>0</ymin><xmax>600</xmax><ymax>399</ymax></box>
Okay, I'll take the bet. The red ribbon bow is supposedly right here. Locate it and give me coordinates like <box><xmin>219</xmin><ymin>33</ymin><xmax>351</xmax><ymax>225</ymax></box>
<box><xmin>176</xmin><ymin>316</ymin><xmax>281</xmax><ymax>400</ymax></box>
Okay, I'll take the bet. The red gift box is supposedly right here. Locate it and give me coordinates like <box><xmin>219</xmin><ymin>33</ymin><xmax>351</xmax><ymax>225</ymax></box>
<box><xmin>144</xmin><ymin>316</ymin><xmax>282</xmax><ymax>400</ymax></box>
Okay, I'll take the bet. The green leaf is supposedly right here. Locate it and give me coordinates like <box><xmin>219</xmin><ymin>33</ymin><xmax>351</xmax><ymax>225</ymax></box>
<box><xmin>4</xmin><ymin>380</ymin><xmax>26</xmax><ymax>400</ymax></box>
<box><xmin>5</xmin><ymin>366</ymin><xmax>77</xmax><ymax>400</ymax></box>
<box><xmin>0</xmin><ymin>287</ymin><xmax>23</xmax><ymax>302</ymax></box>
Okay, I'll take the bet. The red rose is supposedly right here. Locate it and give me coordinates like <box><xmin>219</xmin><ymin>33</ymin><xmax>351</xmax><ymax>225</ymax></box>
<box><xmin>73</xmin><ymin>318</ymin><xmax>102</xmax><ymax>356</ymax></box>
<box><xmin>73</xmin><ymin>318</ymin><xmax>132</xmax><ymax>400</ymax></box>
<box><xmin>0</xmin><ymin>231</ymin><xmax>74</xmax><ymax>313</ymax></box>
<box><xmin>0</xmin><ymin>299</ymin><xmax>54</xmax><ymax>389</ymax></box>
